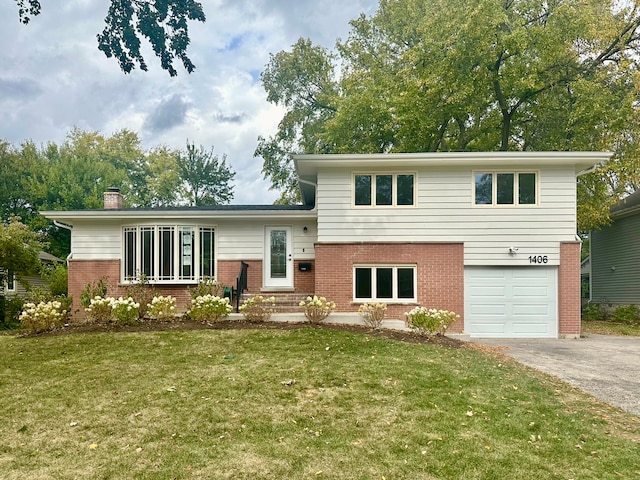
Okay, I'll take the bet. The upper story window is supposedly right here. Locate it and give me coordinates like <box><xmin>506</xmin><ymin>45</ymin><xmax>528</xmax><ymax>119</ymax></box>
<box><xmin>474</xmin><ymin>171</ymin><xmax>537</xmax><ymax>206</ymax></box>
<box><xmin>354</xmin><ymin>173</ymin><xmax>415</xmax><ymax>207</ymax></box>
<box><xmin>123</xmin><ymin>225</ymin><xmax>215</xmax><ymax>283</ymax></box>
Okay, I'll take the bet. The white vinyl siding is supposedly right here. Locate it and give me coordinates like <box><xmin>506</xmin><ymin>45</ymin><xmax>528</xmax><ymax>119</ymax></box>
<box><xmin>69</xmin><ymin>219</ymin><xmax>316</xmax><ymax>263</ymax></box>
<box><xmin>316</xmin><ymin>165</ymin><xmax>577</xmax><ymax>266</ymax></box>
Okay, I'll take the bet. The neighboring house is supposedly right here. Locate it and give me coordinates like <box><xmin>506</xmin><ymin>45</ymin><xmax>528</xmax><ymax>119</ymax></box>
<box><xmin>590</xmin><ymin>189</ymin><xmax>640</xmax><ymax>305</ymax></box>
<box><xmin>42</xmin><ymin>152</ymin><xmax>608</xmax><ymax>338</ymax></box>
<box><xmin>1</xmin><ymin>251</ymin><xmax>63</xmax><ymax>298</ymax></box>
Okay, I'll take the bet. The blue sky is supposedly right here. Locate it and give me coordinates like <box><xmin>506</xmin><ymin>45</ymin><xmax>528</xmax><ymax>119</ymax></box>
<box><xmin>0</xmin><ymin>0</ymin><xmax>379</xmax><ymax>204</ymax></box>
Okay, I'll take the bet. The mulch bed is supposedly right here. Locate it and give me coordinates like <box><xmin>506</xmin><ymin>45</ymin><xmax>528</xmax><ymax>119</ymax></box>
<box><xmin>20</xmin><ymin>318</ymin><xmax>468</xmax><ymax>349</ymax></box>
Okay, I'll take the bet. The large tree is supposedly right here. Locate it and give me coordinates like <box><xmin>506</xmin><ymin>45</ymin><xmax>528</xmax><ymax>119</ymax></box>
<box><xmin>257</xmin><ymin>0</ymin><xmax>640</xmax><ymax>230</ymax></box>
<box><xmin>0</xmin><ymin>217</ymin><xmax>44</xmax><ymax>287</ymax></box>
<box><xmin>176</xmin><ymin>142</ymin><xmax>236</xmax><ymax>206</ymax></box>
<box><xmin>14</xmin><ymin>0</ymin><xmax>206</xmax><ymax>76</ymax></box>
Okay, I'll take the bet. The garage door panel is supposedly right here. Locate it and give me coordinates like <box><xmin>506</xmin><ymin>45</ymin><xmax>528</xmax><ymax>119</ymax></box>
<box><xmin>465</xmin><ymin>267</ymin><xmax>557</xmax><ymax>338</ymax></box>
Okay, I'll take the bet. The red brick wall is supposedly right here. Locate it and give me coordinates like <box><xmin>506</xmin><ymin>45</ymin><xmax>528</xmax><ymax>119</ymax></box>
<box><xmin>214</xmin><ymin>260</ymin><xmax>315</xmax><ymax>294</ymax></box>
<box><xmin>559</xmin><ymin>242</ymin><xmax>581</xmax><ymax>337</ymax></box>
<box><xmin>314</xmin><ymin>243</ymin><xmax>465</xmax><ymax>331</ymax></box>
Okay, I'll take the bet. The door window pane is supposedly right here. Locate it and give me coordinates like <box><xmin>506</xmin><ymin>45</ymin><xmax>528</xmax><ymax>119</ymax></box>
<box><xmin>355</xmin><ymin>175</ymin><xmax>372</xmax><ymax>205</ymax></box>
<box><xmin>475</xmin><ymin>173</ymin><xmax>492</xmax><ymax>204</ymax></box>
<box><xmin>397</xmin><ymin>174</ymin><xmax>414</xmax><ymax>205</ymax></box>
<box><xmin>376</xmin><ymin>175</ymin><xmax>393</xmax><ymax>205</ymax></box>
<box><xmin>519</xmin><ymin>173</ymin><xmax>536</xmax><ymax>204</ymax></box>
<box><xmin>497</xmin><ymin>173</ymin><xmax>515</xmax><ymax>204</ymax></box>
<box><xmin>376</xmin><ymin>268</ymin><xmax>393</xmax><ymax>298</ymax></box>
<box><xmin>355</xmin><ymin>268</ymin><xmax>372</xmax><ymax>299</ymax></box>
<box><xmin>270</xmin><ymin>230</ymin><xmax>287</xmax><ymax>278</ymax></box>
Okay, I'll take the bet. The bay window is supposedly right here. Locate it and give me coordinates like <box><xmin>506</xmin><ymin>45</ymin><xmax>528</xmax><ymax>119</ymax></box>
<box><xmin>123</xmin><ymin>225</ymin><xmax>215</xmax><ymax>283</ymax></box>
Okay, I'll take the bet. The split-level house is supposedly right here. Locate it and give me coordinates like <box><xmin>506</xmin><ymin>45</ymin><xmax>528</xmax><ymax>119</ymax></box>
<box><xmin>42</xmin><ymin>151</ymin><xmax>608</xmax><ymax>338</ymax></box>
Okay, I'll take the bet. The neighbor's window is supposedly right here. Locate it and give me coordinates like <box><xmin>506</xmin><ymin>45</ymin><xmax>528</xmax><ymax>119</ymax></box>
<box><xmin>4</xmin><ymin>270</ymin><xmax>16</xmax><ymax>292</ymax></box>
<box><xmin>474</xmin><ymin>172</ymin><xmax>537</xmax><ymax>206</ymax></box>
<box><xmin>354</xmin><ymin>173</ymin><xmax>415</xmax><ymax>207</ymax></box>
<box><xmin>354</xmin><ymin>265</ymin><xmax>416</xmax><ymax>302</ymax></box>
<box><xmin>123</xmin><ymin>225</ymin><xmax>215</xmax><ymax>283</ymax></box>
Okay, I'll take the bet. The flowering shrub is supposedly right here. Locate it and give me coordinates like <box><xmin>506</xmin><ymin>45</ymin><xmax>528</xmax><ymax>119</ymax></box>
<box><xmin>85</xmin><ymin>296</ymin><xmax>113</xmax><ymax>323</ymax></box>
<box><xmin>189</xmin><ymin>278</ymin><xmax>224</xmax><ymax>299</ymax></box>
<box><xmin>189</xmin><ymin>295</ymin><xmax>232</xmax><ymax>323</ymax></box>
<box><xmin>110</xmin><ymin>296</ymin><xmax>140</xmax><ymax>325</ymax></box>
<box><xmin>146</xmin><ymin>295</ymin><xmax>178</xmax><ymax>321</ymax></box>
<box><xmin>299</xmin><ymin>295</ymin><xmax>336</xmax><ymax>324</ymax></box>
<box><xmin>358</xmin><ymin>302</ymin><xmax>387</xmax><ymax>329</ymax></box>
<box><xmin>405</xmin><ymin>307</ymin><xmax>459</xmax><ymax>336</ymax></box>
<box><xmin>20</xmin><ymin>300</ymin><xmax>67</xmax><ymax>333</ymax></box>
<box><xmin>239</xmin><ymin>295</ymin><xmax>276</xmax><ymax>322</ymax></box>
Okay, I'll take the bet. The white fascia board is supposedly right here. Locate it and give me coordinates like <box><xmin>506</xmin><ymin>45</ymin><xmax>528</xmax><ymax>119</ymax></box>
<box><xmin>294</xmin><ymin>151</ymin><xmax>612</xmax><ymax>176</ymax></box>
<box><xmin>41</xmin><ymin>209</ymin><xmax>318</xmax><ymax>224</ymax></box>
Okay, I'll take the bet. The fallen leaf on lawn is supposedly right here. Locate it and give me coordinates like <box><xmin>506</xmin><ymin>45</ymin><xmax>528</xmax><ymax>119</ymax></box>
<box><xmin>136</xmin><ymin>447</ymin><xmax>143</xmax><ymax>453</ymax></box>
<box><xmin>89</xmin><ymin>443</ymin><xmax>98</xmax><ymax>449</ymax></box>
<box><xmin>69</xmin><ymin>422</ymin><xmax>78</xmax><ymax>427</ymax></box>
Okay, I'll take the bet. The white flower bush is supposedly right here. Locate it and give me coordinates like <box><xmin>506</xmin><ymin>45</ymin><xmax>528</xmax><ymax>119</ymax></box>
<box><xmin>299</xmin><ymin>295</ymin><xmax>336</xmax><ymax>324</ymax></box>
<box><xmin>109</xmin><ymin>296</ymin><xmax>140</xmax><ymax>325</ymax></box>
<box><xmin>20</xmin><ymin>300</ymin><xmax>67</xmax><ymax>333</ymax></box>
<box><xmin>358</xmin><ymin>302</ymin><xmax>387</xmax><ymax>329</ymax></box>
<box><xmin>405</xmin><ymin>307</ymin><xmax>459</xmax><ymax>336</ymax></box>
<box><xmin>239</xmin><ymin>295</ymin><xmax>276</xmax><ymax>322</ymax></box>
<box><xmin>146</xmin><ymin>295</ymin><xmax>178</xmax><ymax>322</ymax></box>
<box><xmin>85</xmin><ymin>296</ymin><xmax>113</xmax><ymax>323</ymax></box>
<box><xmin>189</xmin><ymin>295</ymin><xmax>232</xmax><ymax>323</ymax></box>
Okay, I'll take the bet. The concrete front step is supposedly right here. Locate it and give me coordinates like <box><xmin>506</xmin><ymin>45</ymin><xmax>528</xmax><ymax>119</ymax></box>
<box><xmin>238</xmin><ymin>292</ymin><xmax>314</xmax><ymax>313</ymax></box>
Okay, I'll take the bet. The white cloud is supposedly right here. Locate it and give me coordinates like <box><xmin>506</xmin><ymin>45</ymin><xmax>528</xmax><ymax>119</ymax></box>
<box><xmin>0</xmin><ymin>0</ymin><xmax>379</xmax><ymax>204</ymax></box>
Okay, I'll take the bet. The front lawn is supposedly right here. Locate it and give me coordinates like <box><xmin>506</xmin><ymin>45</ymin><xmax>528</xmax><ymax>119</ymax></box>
<box><xmin>582</xmin><ymin>319</ymin><xmax>640</xmax><ymax>336</ymax></box>
<box><xmin>1</xmin><ymin>327</ymin><xmax>638</xmax><ymax>479</ymax></box>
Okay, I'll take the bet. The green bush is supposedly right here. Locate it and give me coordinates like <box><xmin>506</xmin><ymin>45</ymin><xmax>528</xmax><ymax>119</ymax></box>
<box><xmin>40</xmin><ymin>263</ymin><xmax>68</xmax><ymax>296</ymax></box>
<box><xmin>125</xmin><ymin>274</ymin><xmax>158</xmax><ymax>319</ymax></box>
<box><xmin>85</xmin><ymin>296</ymin><xmax>113</xmax><ymax>323</ymax></box>
<box><xmin>110</xmin><ymin>296</ymin><xmax>140</xmax><ymax>325</ymax></box>
<box><xmin>188</xmin><ymin>278</ymin><xmax>224</xmax><ymax>299</ymax></box>
<box><xmin>582</xmin><ymin>303</ymin><xmax>603</xmax><ymax>321</ymax></box>
<box><xmin>1</xmin><ymin>296</ymin><xmax>24</xmax><ymax>329</ymax></box>
<box><xmin>612</xmin><ymin>304</ymin><xmax>640</xmax><ymax>325</ymax></box>
<box><xmin>80</xmin><ymin>279</ymin><xmax>107</xmax><ymax>308</ymax></box>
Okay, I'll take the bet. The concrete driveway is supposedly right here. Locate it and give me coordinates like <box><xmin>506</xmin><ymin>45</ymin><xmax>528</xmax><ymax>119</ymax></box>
<box><xmin>469</xmin><ymin>334</ymin><xmax>640</xmax><ymax>417</ymax></box>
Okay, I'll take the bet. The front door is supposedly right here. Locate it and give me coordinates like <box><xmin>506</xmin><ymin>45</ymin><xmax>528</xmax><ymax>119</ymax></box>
<box><xmin>264</xmin><ymin>226</ymin><xmax>293</xmax><ymax>289</ymax></box>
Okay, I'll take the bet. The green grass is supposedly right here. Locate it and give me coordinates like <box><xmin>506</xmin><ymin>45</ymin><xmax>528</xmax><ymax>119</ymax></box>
<box><xmin>1</xmin><ymin>327</ymin><xmax>639</xmax><ymax>479</ymax></box>
<box><xmin>583</xmin><ymin>319</ymin><xmax>640</xmax><ymax>336</ymax></box>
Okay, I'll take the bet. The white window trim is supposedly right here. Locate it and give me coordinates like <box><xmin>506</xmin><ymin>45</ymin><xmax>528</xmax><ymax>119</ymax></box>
<box><xmin>472</xmin><ymin>170</ymin><xmax>539</xmax><ymax>207</ymax></box>
<box><xmin>122</xmin><ymin>225</ymin><xmax>216</xmax><ymax>284</ymax></box>
<box><xmin>353</xmin><ymin>264</ymin><xmax>417</xmax><ymax>303</ymax></box>
<box><xmin>4</xmin><ymin>272</ymin><xmax>16</xmax><ymax>293</ymax></box>
<box><xmin>353</xmin><ymin>172</ymin><xmax>417</xmax><ymax>208</ymax></box>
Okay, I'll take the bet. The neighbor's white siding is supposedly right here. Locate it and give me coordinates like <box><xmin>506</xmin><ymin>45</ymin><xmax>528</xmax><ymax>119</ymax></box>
<box><xmin>316</xmin><ymin>165</ymin><xmax>577</xmax><ymax>266</ymax></box>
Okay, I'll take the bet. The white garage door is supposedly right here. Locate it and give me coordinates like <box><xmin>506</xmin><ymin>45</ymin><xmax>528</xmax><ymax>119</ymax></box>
<box><xmin>465</xmin><ymin>267</ymin><xmax>558</xmax><ymax>338</ymax></box>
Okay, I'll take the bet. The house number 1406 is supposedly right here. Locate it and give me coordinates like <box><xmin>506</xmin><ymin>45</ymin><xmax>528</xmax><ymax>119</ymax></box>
<box><xmin>529</xmin><ymin>255</ymin><xmax>548</xmax><ymax>264</ymax></box>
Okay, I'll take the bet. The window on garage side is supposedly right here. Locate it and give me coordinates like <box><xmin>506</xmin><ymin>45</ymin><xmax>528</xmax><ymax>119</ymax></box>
<box><xmin>354</xmin><ymin>265</ymin><xmax>417</xmax><ymax>302</ymax></box>
<box><xmin>474</xmin><ymin>171</ymin><xmax>537</xmax><ymax>206</ymax></box>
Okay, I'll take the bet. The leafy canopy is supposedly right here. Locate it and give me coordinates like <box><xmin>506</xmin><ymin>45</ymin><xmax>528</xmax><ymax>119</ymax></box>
<box><xmin>0</xmin><ymin>217</ymin><xmax>44</xmax><ymax>285</ymax></box>
<box><xmin>177</xmin><ymin>143</ymin><xmax>236</xmax><ymax>206</ymax></box>
<box><xmin>257</xmin><ymin>0</ymin><xmax>640</xmax><ymax>230</ymax></box>
<box><xmin>14</xmin><ymin>0</ymin><xmax>206</xmax><ymax>76</ymax></box>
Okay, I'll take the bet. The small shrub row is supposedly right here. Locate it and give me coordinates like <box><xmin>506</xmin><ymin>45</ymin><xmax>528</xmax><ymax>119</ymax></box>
<box><xmin>583</xmin><ymin>303</ymin><xmax>640</xmax><ymax>324</ymax></box>
<box><xmin>405</xmin><ymin>307</ymin><xmax>459</xmax><ymax>336</ymax></box>
<box><xmin>239</xmin><ymin>295</ymin><xmax>276</xmax><ymax>322</ymax></box>
<box><xmin>85</xmin><ymin>296</ymin><xmax>141</xmax><ymax>325</ymax></box>
<box><xmin>299</xmin><ymin>295</ymin><xmax>336</xmax><ymax>324</ymax></box>
<box><xmin>20</xmin><ymin>300</ymin><xmax>68</xmax><ymax>334</ymax></box>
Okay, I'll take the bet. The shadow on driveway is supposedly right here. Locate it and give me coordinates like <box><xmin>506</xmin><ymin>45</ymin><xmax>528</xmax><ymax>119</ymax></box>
<box><xmin>470</xmin><ymin>334</ymin><xmax>640</xmax><ymax>417</ymax></box>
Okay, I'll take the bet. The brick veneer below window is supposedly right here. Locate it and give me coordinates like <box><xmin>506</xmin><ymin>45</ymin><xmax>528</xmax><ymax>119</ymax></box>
<box><xmin>314</xmin><ymin>243</ymin><xmax>465</xmax><ymax>332</ymax></box>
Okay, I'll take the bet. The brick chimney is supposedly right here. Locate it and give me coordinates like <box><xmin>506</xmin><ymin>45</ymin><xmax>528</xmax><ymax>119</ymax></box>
<box><xmin>104</xmin><ymin>187</ymin><xmax>124</xmax><ymax>209</ymax></box>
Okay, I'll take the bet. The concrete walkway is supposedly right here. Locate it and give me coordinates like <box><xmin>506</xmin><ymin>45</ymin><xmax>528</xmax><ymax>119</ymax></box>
<box><xmin>469</xmin><ymin>335</ymin><xmax>640</xmax><ymax>417</ymax></box>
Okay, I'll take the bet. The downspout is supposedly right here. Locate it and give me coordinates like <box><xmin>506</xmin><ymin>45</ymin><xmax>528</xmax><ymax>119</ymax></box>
<box><xmin>297</xmin><ymin>177</ymin><xmax>319</xmax><ymax>211</ymax></box>
<box><xmin>53</xmin><ymin>220</ymin><xmax>74</xmax><ymax>265</ymax></box>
